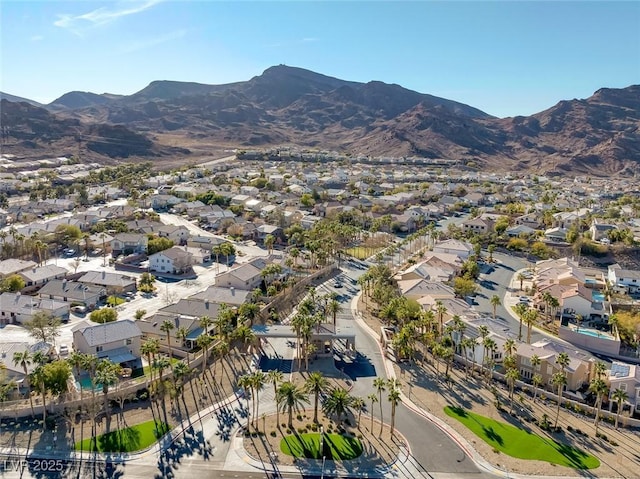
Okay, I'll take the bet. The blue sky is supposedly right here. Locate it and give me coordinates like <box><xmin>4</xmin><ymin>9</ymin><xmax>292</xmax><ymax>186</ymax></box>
<box><xmin>2</xmin><ymin>1</ymin><xmax>639</xmax><ymax>118</ymax></box>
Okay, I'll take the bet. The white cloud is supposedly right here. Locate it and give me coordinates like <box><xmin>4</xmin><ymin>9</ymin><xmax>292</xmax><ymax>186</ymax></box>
<box><xmin>54</xmin><ymin>0</ymin><xmax>161</xmax><ymax>34</ymax></box>
<box><xmin>119</xmin><ymin>29</ymin><xmax>187</xmax><ymax>54</ymax></box>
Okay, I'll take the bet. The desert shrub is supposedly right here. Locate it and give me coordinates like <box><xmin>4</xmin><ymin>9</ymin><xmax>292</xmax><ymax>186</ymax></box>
<box><xmin>270</xmin><ymin>431</ymin><xmax>277</xmax><ymax>437</ymax></box>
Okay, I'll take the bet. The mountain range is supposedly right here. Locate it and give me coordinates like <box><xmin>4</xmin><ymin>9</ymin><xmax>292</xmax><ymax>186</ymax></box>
<box><xmin>1</xmin><ymin>65</ymin><xmax>639</xmax><ymax>175</ymax></box>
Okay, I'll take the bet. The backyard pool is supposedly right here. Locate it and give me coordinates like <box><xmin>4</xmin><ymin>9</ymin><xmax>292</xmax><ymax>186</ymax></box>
<box><xmin>572</xmin><ymin>327</ymin><xmax>615</xmax><ymax>340</ymax></box>
<box><xmin>76</xmin><ymin>377</ymin><xmax>102</xmax><ymax>391</ymax></box>
<box><xmin>592</xmin><ymin>292</ymin><xmax>605</xmax><ymax>302</ymax></box>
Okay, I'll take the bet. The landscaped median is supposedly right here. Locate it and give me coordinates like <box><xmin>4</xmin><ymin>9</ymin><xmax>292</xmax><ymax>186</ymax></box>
<box><xmin>444</xmin><ymin>406</ymin><xmax>600</xmax><ymax>470</ymax></box>
<box><xmin>75</xmin><ymin>420</ymin><xmax>169</xmax><ymax>453</ymax></box>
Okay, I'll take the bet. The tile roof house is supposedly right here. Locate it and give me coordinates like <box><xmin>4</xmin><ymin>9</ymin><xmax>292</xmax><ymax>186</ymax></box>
<box><xmin>433</xmin><ymin>239</ymin><xmax>474</xmax><ymax>259</ymax></box>
<box><xmin>608</xmin><ymin>362</ymin><xmax>640</xmax><ymax>415</ymax></box>
<box><xmin>0</xmin><ymin>259</ymin><xmax>37</xmax><ymax>279</ymax></box>
<box><xmin>72</xmin><ymin>319</ymin><xmax>141</xmax><ymax>366</ymax></box>
<box><xmin>77</xmin><ymin>271</ymin><xmax>137</xmax><ymax>294</ymax></box>
<box><xmin>38</xmin><ymin>280</ymin><xmax>105</xmax><ymax>309</ymax></box>
<box><xmin>148</xmin><ymin>246</ymin><xmax>194</xmax><ymax>275</ymax></box>
<box><xmin>18</xmin><ymin>264</ymin><xmax>68</xmax><ymax>288</ymax></box>
<box><xmin>188</xmin><ymin>285</ymin><xmax>252</xmax><ymax>306</ymax></box>
<box><xmin>111</xmin><ymin>233</ymin><xmax>148</xmax><ymax>257</ymax></box>
<box><xmin>216</xmin><ymin>259</ymin><xmax>265</xmax><ymax>290</ymax></box>
<box><xmin>0</xmin><ymin>292</ymin><xmax>69</xmax><ymax>325</ymax></box>
<box><xmin>608</xmin><ymin>264</ymin><xmax>640</xmax><ymax>295</ymax></box>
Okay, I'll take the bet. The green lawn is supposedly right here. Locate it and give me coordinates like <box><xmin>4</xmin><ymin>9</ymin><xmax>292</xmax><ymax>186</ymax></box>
<box><xmin>75</xmin><ymin>420</ymin><xmax>169</xmax><ymax>453</ymax></box>
<box><xmin>280</xmin><ymin>433</ymin><xmax>363</xmax><ymax>460</ymax></box>
<box><xmin>106</xmin><ymin>295</ymin><xmax>125</xmax><ymax>307</ymax></box>
<box><xmin>444</xmin><ymin>406</ymin><xmax>599</xmax><ymax>469</ymax></box>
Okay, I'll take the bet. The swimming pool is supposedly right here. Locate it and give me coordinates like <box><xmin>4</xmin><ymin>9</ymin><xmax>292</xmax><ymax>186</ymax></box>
<box><xmin>573</xmin><ymin>327</ymin><xmax>615</xmax><ymax>341</ymax></box>
<box><xmin>592</xmin><ymin>292</ymin><xmax>605</xmax><ymax>302</ymax></box>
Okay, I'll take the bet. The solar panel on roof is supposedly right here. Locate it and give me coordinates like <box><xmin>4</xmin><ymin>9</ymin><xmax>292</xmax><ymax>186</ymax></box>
<box><xmin>611</xmin><ymin>363</ymin><xmax>630</xmax><ymax>378</ymax></box>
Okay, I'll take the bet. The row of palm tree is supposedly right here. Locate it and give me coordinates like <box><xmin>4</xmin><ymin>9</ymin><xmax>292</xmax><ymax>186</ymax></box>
<box><xmin>238</xmin><ymin>370</ymin><xmax>403</xmax><ymax>436</ymax></box>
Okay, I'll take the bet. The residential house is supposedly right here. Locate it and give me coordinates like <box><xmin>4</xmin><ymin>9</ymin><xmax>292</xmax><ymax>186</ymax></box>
<box><xmin>158</xmin><ymin>225</ymin><xmax>190</xmax><ymax>245</ymax></box>
<box><xmin>516</xmin><ymin>339</ymin><xmax>592</xmax><ymax>392</ymax></box>
<box><xmin>216</xmin><ymin>259</ymin><xmax>265</xmax><ymax>290</ymax></box>
<box><xmin>0</xmin><ymin>341</ymin><xmax>53</xmax><ymax>396</ymax></box>
<box><xmin>111</xmin><ymin>233</ymin><xmax>148</xmax><ymax>257</ymax></box>
<box><xmin>0</xmin><ymin>292</ymin><xmax>69</xmax><ymax>325</ymax></box>
<box><xmin>608</xmin><ymin>362</ymin><xmax>640</xmax><ymax>415</ymax></box>
<box><xmin>590</xmin><ymin>219</ymin><xmax>617</xmax><ymax>242</ymax></box>
<box><xmin>505</xmin><ymin>224</ymin><xmax>536</xmax><ymax>238</ymax></box>
<box><xmin>72</xmin><ymin>319</ymin><xmax>141</xmax><ymax>367</ymax></box>
<box><xmin>149</xmin><ymin>247</ymin><xmax>194</xmax><ymax>275</ymax></box>
<box><xmin>462</xmin><ymin>217</ymin><xmax>494</xmax><ymax>235</ymax></box>
<box><xmin>138</xmin><ymin>312</ymin><xmax>203</xmax><ymax>350</ymax></box>
<box><xmin>77</xmin><ymin>271</ymin><xmax>137</xmax><ymax>295</ymax></box>
<box><xmin>38</xmin><ymin>280</ymin><xmax>105</xmax><ymax>309</ymax></box>
<box><xmin>254</xmin><ymin>224</ymin><xmax>284</xmax><ymax>245</ymax></box>
<box><xmin>608</xmin><ymin>264</ymin><xmax>640</xmax><ymax>295</ymax></box>
<box><xmin>397</xmin><ymin>279</ymin><xmax>456</xmax><ymax>302</ymax></box>
<box><xmin>188</xmin><ymin>285</ymin><xmax>252</xmax><ymax>307</ymax></box>
<box><xmin>0</xmin><ymin>259</ymin><xmax>37</xmax><ymax>280</ymax></box>
<box><xmin>433</xmin><ymin>239</ymin><xmax>473</xmax><ymax>259</ymax></box>
<box><xmin>18</xmin><ymin>265</ymin><xmax>68</xmax><ymax>288</ymax></box>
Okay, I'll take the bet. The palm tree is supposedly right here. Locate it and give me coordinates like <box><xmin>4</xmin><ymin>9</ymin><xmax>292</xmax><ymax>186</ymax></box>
<box><xmin>513</xmin><ymin>303</ymin><xmax>528</xmax><ymax>342</ymax></box>
<box><xmin>529</xmin><ymin>354</ymin><xmax>541</xmax><ymax>396</ymax></box>
<box><xmin>276</xmin><ymin>381</ymin><xmax>309</xmax><ymax>429</ymax></box>
<box><xmin>517</xmin><ymin>272</ymin><xmax>526</xmax><ymax>291</ymax></box>
<box><xmin>237</xmin><ymin>374</ymin><xmax>253</xmax><ymax>425</ymax></box>
<box><xmin>552</xmin><ymin>372</ymin><xmax>567</xmax><ymax>428</ymax></box>
<box><xmin>611</xmin><ymin>388</ymin><xmax>628</xmax><ymax>429</ymax></box>
<box><xmin>322</xmin><ymin>387</ymin><xmax>353</xmax><ymax>425</ymax></box>
<box><xmin>233</xmin><ymin>325</ymin><xmax>256</xmax><ymax>354</ymax></box>
<box><xmin>367</xmin><ymin>393</ymin><xmax>378</xmax><ymax>432</ymax></box>
<box><xmin>593</xmin><ymin>361</ymin><xmax>607</xmax><ymax>379</ymax></box>
<box><xmin>196</xmin><ymin>334</ymin><xmax>213</xmax><ymax>376</ymax></box>
<box><xmin>176</xmin><ymin>326</ymin><xmax>190</xmax><ymax>364</ymax></box>
<box><xmin>532</xmin><ymin>374</ymin><xmax>543</xmax><ymax>402</ymax></box>
<box><xmin>388</xmin><ymin>386</ymin><xmax>402</xmax><ymax>436</ymax></box>
<box><xmin>266</xmin><ymin>369</ymin><xmax>284</xmax><ymax>424</ymax></box>
<box><xmin>160</xmin><ymin>320</ymin><xmax>175</xmax><ymax>359</ymax></box>
<box><xmin>141</xmin><ymin>338</ymin><xmax>160</xmax><ymax>385</ymax></box>
<box><xmin>172</xmin><ymin>361</ymin><xmax>191</xmax><ymax>401</ymax></box>
<box><xmin>460</xmin><ymin>337</ymin><xmax>475</xmax><ymax>377</ymax></box>
<box><xmin>524</xmin><ymin>308</ymin><xmax>538</xmax><ymax>344</ymax></box>
<box><xmin>490</xmin><ymin>295</ymin><xmax>501</xmax><ymax>319</ymax></box>
<box><xmin>503</xmin><ymin>338</ymin><xmax>517</xmax><ymax>358</ymax></box>
<box><xmin>352</xmin><ymin>397</ymin><xmax>365</xmax><ymax>429</ymax></box>
<box><xmin>505</xmin><ymin>368</ymin><xmax>520</xmax><ymax>413</ymax></box>
<box><xmin>482</xmin><ymin>337</ymin><xmax>496</xmax><ymax>382</ymax></box>
<box><xmin>373</xmin><ymin>377</ymin><xmax>386</xmax><ymax>433</ymax></box>
<box><xmin>13</xmin><ymin>350</ymin><xmax>34</xmax><ymax>417</ymax></box>
<box><xmin>95</xmin><ymin>360</ymin><xmax>122</xmax><ymax>427</ymax></box>
<box><xmin>304</xmin><ymin>371</ymin><xmax>329</xmax><ymax>424</ymax></box>
<box><xmin>435</xmin><ymin>300</ymin><xmax>447</xmax><ymax>337</ymax></box>
<box><xmin>199</xmin><ymin>315</ymin><xmax>213</xmax><ymax>336</ymax></box>
<box><xmin>589</xmin><ymin>377</ymin><xmax>608</xmax><ymax>435</ymax></box>
<box><xmin>555</xmin><ymin>352</ymin><xmax>570</xmax><ymax>373</ymax></box>
<box><xmin>327</xmin><ymin>299</ymin><xmax>341</xmax><ymax>326</ymax></box>
<box><xmin>250</xmin><ymin>371</ymin><xmax>266</xmax><ymax>430</ymax></box>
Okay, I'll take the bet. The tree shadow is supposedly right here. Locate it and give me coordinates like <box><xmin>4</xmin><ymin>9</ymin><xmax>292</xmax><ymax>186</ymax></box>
<box><xmin>154</xmin><ymin>426</ymin><xmax>214</xmax><ymax>479</ymax></box>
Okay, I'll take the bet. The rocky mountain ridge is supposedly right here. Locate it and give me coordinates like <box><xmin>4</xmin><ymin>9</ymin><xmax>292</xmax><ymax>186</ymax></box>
<box><xmin>1</xmin><ymin>66</ymin><xmax>638</xmax><ymax>175</ymax></box>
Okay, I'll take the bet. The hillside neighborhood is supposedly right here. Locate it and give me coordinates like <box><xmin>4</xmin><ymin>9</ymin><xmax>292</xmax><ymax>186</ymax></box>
<box><xmin>0</xmin><ymin>153</ymin><xmax>640</xmax><ymax>478</ymax></box>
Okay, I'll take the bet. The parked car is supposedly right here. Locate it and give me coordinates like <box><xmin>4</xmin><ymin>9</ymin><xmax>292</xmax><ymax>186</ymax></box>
<box><xmin>333</xmin><ymin>281</ymin><xmax>343</xmax><ymax>288</ymax></box>
<box><xmin>518</xmin><ymin>296</ymin><xmax>531</xmax><ymax>303</ymax></box>
<box><xmin>71</xmin><ymin>305</ymin><xmax>87</xmax><ymax>314</ymax></box>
